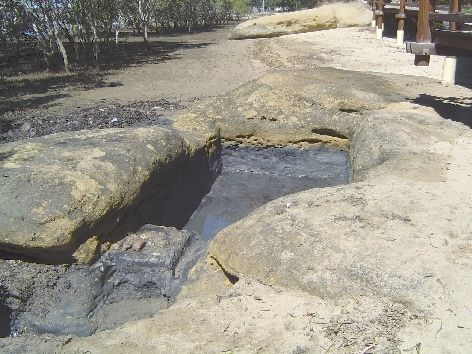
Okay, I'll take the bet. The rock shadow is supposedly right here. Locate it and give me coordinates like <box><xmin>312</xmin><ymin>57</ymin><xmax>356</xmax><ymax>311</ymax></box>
<box><xmin>0</xmin><ymin>295</ymin><xmax>12</xmax><ymax>338</ymax></box>
<box><xmin>411</xmin><ymin>94</ymin><xmax>472</xmax><ymax>128</ymax></box>
<box><xmin>456</xmin><ymin>57</ymin><xmax>472</xmax><ymax>90</ymax></box>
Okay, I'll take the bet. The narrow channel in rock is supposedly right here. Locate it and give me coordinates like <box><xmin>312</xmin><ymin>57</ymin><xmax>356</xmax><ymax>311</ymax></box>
<box><xmin>183</xmin><ymin>143</ymin><xmax>350</xmax><ymax>240</ymax></box>
<box><xmin>0</xmin><ymin>301</ymin><xmax>12</xmax><ymax>338</ymax></box>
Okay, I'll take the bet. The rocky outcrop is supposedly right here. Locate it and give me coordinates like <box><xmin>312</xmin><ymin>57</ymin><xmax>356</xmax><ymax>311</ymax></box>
<box><xmin>229</xmin><ymin>3</ymin><xmax>372</xmax><ymax>40</ymax></box>
<box><xmin>0</xmin><ymin>68</ymin><xmax>403</xmax><ymax>265</ymax></box>
<box><xmin>0</xmin><ymin>225</ymin><xmax>205</xmax><ymax>339</ymax></box>
<box><xmin>61</xmin><ymin>69</ymin><xmax>472</xmax><ymax>353</ymax></box>
<box><xmin>0</xmin><ymin>127</ymin><xmax>219</xmax><ymax>263</ymax></box>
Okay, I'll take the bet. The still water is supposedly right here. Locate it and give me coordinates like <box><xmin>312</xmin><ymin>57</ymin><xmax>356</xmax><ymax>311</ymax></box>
<box><xmin>184</xmin><ymin>144</ymin><xmax>350</xmax><ymax>240</ymax></box>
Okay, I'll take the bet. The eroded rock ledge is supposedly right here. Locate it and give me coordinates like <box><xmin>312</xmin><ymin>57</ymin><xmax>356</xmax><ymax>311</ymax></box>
<box><xmin>61</xmin><ymin>68</ymin><xmax>472</xmax><ymax>353</ymax></box>
<box><xmin>229</xmin><ymin>3</ymin><xmax>372</xmax><ymax>40</ymax></box>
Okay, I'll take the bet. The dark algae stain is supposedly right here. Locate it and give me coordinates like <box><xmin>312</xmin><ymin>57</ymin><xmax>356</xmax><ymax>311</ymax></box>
<box><xmin>184</xmin><ymin>143</ymin><xmax>350</xmax><ymax>240</ymax></box>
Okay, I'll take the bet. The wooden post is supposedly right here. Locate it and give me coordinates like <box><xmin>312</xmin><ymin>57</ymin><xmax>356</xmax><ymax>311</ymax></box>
<box><xmin>396</xmin><ymin>0</ymin><xmax>406</xmax><ymax>45</ymax></box>
<box><xmin>414</xmin><ymin>0</ymin><xmax>435</xmax><ymax>66</ymax></box>
<box><xmin>376</xmin><ymin>0</ymin><xmax>384</xmax><ymax>39</ymax></box>
<box><xmin>449</xmin><ymin>0</ymin><xmax>461</xmax><ymax>30</ymax></box>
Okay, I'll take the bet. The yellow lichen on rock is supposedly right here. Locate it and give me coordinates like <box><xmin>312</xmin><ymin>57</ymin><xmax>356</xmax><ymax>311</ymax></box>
<box><xmin>72</xmin><ymin>236</ymin><xmax>100</xmax><ymax>264</ymax></box>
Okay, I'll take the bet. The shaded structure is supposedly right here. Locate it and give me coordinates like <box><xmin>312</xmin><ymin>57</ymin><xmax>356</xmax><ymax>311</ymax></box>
<box><xmin>407</xmin><ymin>0</ymin><xmax>472</xmax><ymax>84</ymax></box>
<box><xmin>405</xmin><ymin>1</ymin><xmax>472</xmax><ymax>56</ymax></box>
<box><xmin>371</xmin><ymin>0</ymin><xmax>472</xmax><ymax>84</ymax></box>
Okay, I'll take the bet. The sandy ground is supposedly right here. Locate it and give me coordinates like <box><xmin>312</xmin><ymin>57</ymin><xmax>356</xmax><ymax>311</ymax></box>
<box><xmin>48</xmin><ymin>27</ymin><xmax>270</xmax><ymax>114</ymax></box>
<box><xmin>255</xmin><ymin>26</ymin><xmax>472</xmax><ymax>93</ymax></box>
<box><xmin>55</xmin><ymin>28</ymin><xmax>267</xmax><ymax>113</ymax></box>
<box><xmin>0</xmin><ymin>24</ymin><xmax>267</xmax><ymax>120</ymax></box>
<box><xmin>272</xmin><ymin>27</ymin><xmax>446</xmax><ymax>77</ymax></box>
<box><xmin>0</xmin><ymin>24</ymin><xmax>269</xmax><ymax>142</ymax></box>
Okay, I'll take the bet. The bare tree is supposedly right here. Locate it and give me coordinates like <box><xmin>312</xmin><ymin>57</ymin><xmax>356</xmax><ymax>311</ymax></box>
<box><xmin>72</xmin><ymin>0</ymin><xmax>119</xmax><ymax>66</ymax></box>
<box><xmin>120</xmin><ymin>0</ymin><xmax>156</xmax><ymax>47</ymax></box>
<box><xmin>21</xmin><ymin>0</ymin><xmax>71</xmax><ymax>73</ymax></box>
<box><xmin>2</xmin><ymin>0</ymin><xmax>252</xmax><ymax>73</ymax></box>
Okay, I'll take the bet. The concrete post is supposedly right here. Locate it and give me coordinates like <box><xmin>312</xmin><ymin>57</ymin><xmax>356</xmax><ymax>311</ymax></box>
<box><xmin>396</xmin><ymin>30</ymin><xmax>405</xmax><ymax>46</ymax></box>
<box><xmin>442</xmin><ymin>56</ymin><xmax>457</xmax><ymax>85</ymax></box>
<box><xmin>396</xmin><ymin>0</ymin><xmax>406</xmax><ymax>46</ymax></box>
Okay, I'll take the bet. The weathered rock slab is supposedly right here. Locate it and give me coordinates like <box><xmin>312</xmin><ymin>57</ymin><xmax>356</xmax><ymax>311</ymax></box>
<box><xmin>2</xmin><ymin>67</ymin><xmax>472</xmax><ymax>353</ymax></box>
<box><xmin>0</xmin><ymin>127</ymin><xmax>219</xmax><ymax>263</ymax></box>
<box><xmin>229</xmin><ymin>3</ymin><xmax>371</xmax><ymax>40</ymax></box>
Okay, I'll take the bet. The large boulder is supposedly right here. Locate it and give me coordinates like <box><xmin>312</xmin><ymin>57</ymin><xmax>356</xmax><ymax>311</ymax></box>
<box><xmin>229</xmin><ymin>3</ymin><xmax>372</xmax><ymax>40</ymax></box>
<box><xmin>0</xmin><ymin>126</ymin><xmax>219</xmax><ymax>263</ymax></box>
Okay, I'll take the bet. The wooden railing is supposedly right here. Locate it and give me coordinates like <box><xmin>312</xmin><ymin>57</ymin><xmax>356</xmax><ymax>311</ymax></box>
<box><xmin>371</xmin><ymin>0</ymin><xmax>472</xmax><ymax>83</ymax></box>
<box><xmin>371</xmin><ymin>0</ymin><xmax>472</xmax><ymax>53</ymax></box>
<box><xmin>406</xmin><ymin>0</ymin><xmax>472</xmax><ymax>66</ymax></box>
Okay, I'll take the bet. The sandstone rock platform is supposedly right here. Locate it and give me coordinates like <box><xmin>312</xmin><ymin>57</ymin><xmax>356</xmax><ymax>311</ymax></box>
<box><xmin>57</xmin><ymin>69</ymin><xmax>472</xmax><ymax>353</ymax></box>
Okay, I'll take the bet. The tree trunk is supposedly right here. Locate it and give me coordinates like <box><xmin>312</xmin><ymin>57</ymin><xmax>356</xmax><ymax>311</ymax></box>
<box><xmin>15</xmin><ymin>38</ymin><xmax>20</xmax><ymax>66</ymax></box>
<box><xmin>92</xmin><ymin>23</ymin><xmax>99</xmax><ymax>67</ymax></box>
<box><xmin>55</xmin><ymin>35</ymin><xmax>70</xmax><ymax>74</ymax></box>
<box><xmin>71</xmin><ymin>34</ymin><xmax>80</xmax><ymax>62</ymax></box>
<box><xmin>141</xmin><ymin>23</ymin><xmax>149</xmax><ymax>49</ymax></box>
<box><xmin>32</xmin><ymin>23</ymin><xmax>54</xmax><ymax>70</ymax></box>
<box><xmin>43</xmin><ymin>52</ymin><xmax>54</xmax><ymax>70</ymax></box>
<box><xmin>45</xmin><ymin>11</ymin><xmax>70</xmax><ymax>73</ymax></box>
<box><xmin>138</xmin><ymin>0</ymin><xmax>147</xmax><ymax>45</ymax></box>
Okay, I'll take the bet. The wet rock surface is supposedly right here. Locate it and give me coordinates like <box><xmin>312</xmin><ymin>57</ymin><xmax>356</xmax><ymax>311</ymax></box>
<box><xmin>184</xmin><ymin>143</ymin><xmax>350</xmax><ymax>240</ymax></box>
<box><xmin>0</xmin><ymin>225</ymin><xmax>204</xmax><ymax>339</ymax></box>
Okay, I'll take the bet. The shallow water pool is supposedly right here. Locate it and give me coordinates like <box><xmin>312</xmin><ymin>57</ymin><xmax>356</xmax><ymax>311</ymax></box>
<box><xmin>184</xmin><ymin>144</ymin><xmax>350</xmax><ymax>240</ymax></box>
